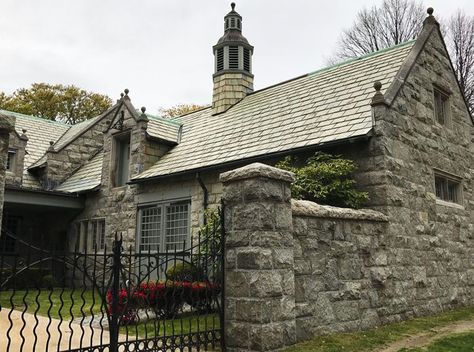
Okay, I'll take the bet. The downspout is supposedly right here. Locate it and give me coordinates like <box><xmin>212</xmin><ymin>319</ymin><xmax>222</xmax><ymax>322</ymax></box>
<box><xmin>196</xmin><ymin>172</ymin><xmax>209</xmax><ymax>225</ymax></box>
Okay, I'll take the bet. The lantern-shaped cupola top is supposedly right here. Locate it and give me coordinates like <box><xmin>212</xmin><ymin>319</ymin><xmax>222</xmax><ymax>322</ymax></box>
<box><xmin>213</xmin><ymin>2</ymin><xmax>254</xmax><ymax>75</ymax></box>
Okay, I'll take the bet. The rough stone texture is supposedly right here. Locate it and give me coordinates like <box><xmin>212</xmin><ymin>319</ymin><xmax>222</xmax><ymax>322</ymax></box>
<box><xmin>0</xmin><ymin>114</ymin><xmax>15</xmax><ymax>227</ymax></box>
<box><xmin>292</xmin><ymin>203</ymin><xmax>389</xmax><ymax>340</ymax></box>
<box><xmin>69</xmin><ymin>100</ymin><xmax>178</xmax><ymax>249</ymax></box>
<box><xmin>364</xmin><ymin>26</ymin><xmax>474</xmax><ymax>322</ymax></box>
<box><xmin>222</xmin><ymin>163</ymin><xmax>296</xmax><ymax>352</ymax></box>
<box><xmin>5</xmin><ymin>128</ymin><xmax>27</xmax><ymax>186</ymax></box>
<box><xmin>212</xmin><ymin>72</ymin><xmax>254</xmax><ymax>114</ymax></box>
<box><xmin>44</xmin><ymin>119</ymin><xmax>109</xmax><ymax>189</ymax></box>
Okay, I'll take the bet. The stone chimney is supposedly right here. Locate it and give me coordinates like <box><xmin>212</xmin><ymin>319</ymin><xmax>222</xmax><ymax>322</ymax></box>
<box><xmin>212</xmin><ymin>3</ymin><xmax>254</xmax><ymax>115</ymax></box>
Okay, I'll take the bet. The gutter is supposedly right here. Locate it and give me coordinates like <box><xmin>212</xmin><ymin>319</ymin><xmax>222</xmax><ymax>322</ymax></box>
<box><xmin>129</xmin><ymin>132</ymin><xmax>373</xmax><ymax>184</ymax></box>
<box><xmin>4</xmin><ymin>185</ymin><xmax>81</xmax><ymax>198</ymax></box>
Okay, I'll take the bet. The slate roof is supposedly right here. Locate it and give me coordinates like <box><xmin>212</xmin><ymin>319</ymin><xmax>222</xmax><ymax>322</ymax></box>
<box><xmin>2</xmin><ymin>40</ymin><xmax>416</xmax><ymax>192</ymax></box>
<box><xmin>146</xmin><ymin>115</ymin><xmax>182</xmax><ymax>144</ymax></box>
<box><xmin>1</xmin><ymin>110</ymin><xmax>70</xmax><ymax>188</ymax></box>
<box><xmin>28</xmin><ymin>114</ymin><xmax>105</xmax><ymax>169</ymax></box>
<box><xmin>55</xmin><ymin>151</ymin><xmax>103</xmax><ymax>193</ymax></box>
<box><xmin>133</xmin><ymin>40</ymin><xmax>415</xmax><ymax>181</ymax></box>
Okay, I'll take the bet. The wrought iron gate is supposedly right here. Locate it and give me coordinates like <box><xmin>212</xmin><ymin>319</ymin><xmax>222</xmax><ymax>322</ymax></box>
<box><xmin>0</xmin><ymin>208</ymin><xmax>225</xmax><ymax>352</ymax></box>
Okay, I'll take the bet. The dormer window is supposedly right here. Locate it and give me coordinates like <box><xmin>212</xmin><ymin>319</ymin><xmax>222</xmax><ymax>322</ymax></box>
<box><xmin>433</xmin><ymin>87</ymin><xmax>450</xmax><ymax>125</ymax></box>
<box><xmin>6</xmin><ymin>150</ymin><xmax>16</xmax><ymax>172</ymax></box>
<box><xmin>113</xmin><ymin>132</ymin><xmax>130</xmax><ymax>187</ymax></box>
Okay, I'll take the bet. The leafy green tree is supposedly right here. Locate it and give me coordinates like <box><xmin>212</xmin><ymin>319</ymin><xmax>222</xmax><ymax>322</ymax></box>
<box><xmin>0</xmin><ymin>83</ymin><xmax>112</xmax><ymax>124</ymax></box>
<box><xmin>276</xmin><ymin>152</ymin><xmax>369</xmax><ymax>209</ymax></box>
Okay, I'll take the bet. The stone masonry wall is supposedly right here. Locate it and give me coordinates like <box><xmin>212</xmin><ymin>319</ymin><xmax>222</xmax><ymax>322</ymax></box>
<box><xmin>370</xmin><ymin>25</ymin><xmax>474</xmax><ymax>322</ymax></box>
<box><xmin>45</xmin><ymin>117</ymin><xmax>110</xmax><ymax>187</ymax></box>
<box><xmin>292</xmin><ymin>200</ymin><xmax>389</xmax><ymax>340</ymax></box>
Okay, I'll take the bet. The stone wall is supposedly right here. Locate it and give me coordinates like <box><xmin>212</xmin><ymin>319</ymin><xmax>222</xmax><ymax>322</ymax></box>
<box><xmin>367</xmin><ymin>23</ymin><xmax>474</xmax><ymax>320</ymax></box>
<box><xmin>292</xmin><ymin>200</ymin><xmax>388</xmax><ymax>340</ymax></box>
<box><xmin>221</xmin><ymin>162</ymin><xmax>474</xmax><ymax>351</ymax></box>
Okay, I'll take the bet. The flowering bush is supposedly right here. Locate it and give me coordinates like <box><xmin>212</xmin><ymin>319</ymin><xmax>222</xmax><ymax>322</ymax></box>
<box><xmin>106</xmin><ymin>280</ymin><xmax>220</xmax><ymax>325</ymax></box>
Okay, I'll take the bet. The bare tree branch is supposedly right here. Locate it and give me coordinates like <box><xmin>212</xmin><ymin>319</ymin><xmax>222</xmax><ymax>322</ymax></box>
<box><xmin>447</xmin><ymin>10</ymin><xmax>474</xmax><ymax>114</ymax></box>
<box><xmin>332</xmin><ymin>1</ymin><xmax>474</xmax><ymax>113</ymax></box>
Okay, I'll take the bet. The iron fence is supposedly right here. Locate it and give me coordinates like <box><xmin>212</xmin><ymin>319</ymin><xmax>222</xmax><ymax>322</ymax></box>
<box><xmin>0</xmin><ymin>208</ymin><xmax>225</xmax><ymax>352</ymax></box>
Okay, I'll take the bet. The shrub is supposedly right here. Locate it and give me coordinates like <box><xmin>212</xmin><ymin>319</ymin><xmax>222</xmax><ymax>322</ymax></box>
<box><xmin>106</xmin><ymin>280</ymin><xmax>220</xmax><ymax>324</ymax></box>
<box><xmin>166</xmin><ymin>262</ymin><xmax>200</xmax><ymax>282</ymax></box>
<box><xmin>276</xmin><ymin>152</ymin><xmax>369</xmax><ymax>209</ymax></box>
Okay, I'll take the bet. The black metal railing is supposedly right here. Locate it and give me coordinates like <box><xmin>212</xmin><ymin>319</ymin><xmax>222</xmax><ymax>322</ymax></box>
<box><xmin>0</xmin><ymin>208</ymin><xmax>225</xmax><ymax>352</ymax></box>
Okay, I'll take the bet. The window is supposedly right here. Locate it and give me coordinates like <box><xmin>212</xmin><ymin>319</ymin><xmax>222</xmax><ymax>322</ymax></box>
<box><xmin>434</xmin><ymin>171</ymin><xmax>462</xmax><ymax>205</ymax></box>
<box><xmin>6</xmin><ymin>150</ymin><xmax>16</xmax><ymax>172</ymax></box>
<box><xmin>75</xmin><ymin>219</ymin><xmax>106</xmax><ymax>252</ymax></box>
<box><xmin>76</xmin><ymin>220</ymin><xmax>89</xmax><ymax>252</ymax></box>
<box><xmin>91</xmin><ymin>219</ymin><xmax>106</xmax><ymax>251</ymax></box>
<box><xmin>433</xmin><ymin>87</ymin><xmax>450</xmax><ymax>125</ymax></box>
<box><xmin>138</xmin><ymin>200</ymin><xmax>190</xmax><ymax>252</ymax></box>
<box><xmin>113</xmin><ymin>133</ymin><xmax>130</xmax><ymax>187</ymax></box>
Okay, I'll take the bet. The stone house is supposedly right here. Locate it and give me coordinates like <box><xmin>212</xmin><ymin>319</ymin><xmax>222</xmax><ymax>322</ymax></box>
<box><xmin>0</xmin><ymin>4</ymin><xmax>473</xmax><ymax>325</ymax></box>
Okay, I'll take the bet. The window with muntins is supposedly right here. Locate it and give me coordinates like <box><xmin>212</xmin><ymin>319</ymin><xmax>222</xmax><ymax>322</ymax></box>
<box><xmin>435</xmin><ymin>172</ymin><xmax>462</xmax><ymax>204</ymax></box>
<box><xmin>91</xmin><ymin>219</ymin><xmax>106</xmax><ymax>251</ymax></box>
<box><xmin>139</xmin><ymin>200</ymin><xmax>190</xmax><ymax>252</ymax></box>
<box><xmin>433</xmin><ymin>88</ymin><xmax>450</xmax><ymax>125</ymax></box>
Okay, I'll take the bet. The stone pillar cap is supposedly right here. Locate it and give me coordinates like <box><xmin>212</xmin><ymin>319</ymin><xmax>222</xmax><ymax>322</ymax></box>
<box><xmin>220</xmin><ymin>162</ymin><xmax>295</xmax><ymax>183</ymax></box>
<box><xmin>0</xmin><ymin>113</ymin><xmax>15</xmax><ymax>132</ymax></box>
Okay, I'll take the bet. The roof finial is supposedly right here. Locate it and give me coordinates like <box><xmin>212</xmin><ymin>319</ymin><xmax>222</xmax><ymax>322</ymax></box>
<box><xmin>423</xmin><ymin>7</ymin><xmax>438</xmax><ymax>26</ymax></box>
<box><xmin>48</xmin><ymin>140</ymin><xmax>55</xmax><ymax>152</ymax></box>
<box><xmin>20</xmin><ymin>128</ymin><xmax>28</xmax><ymax>141</ymax></box>
<box><xmin>374</xmin><ymin>81</ymin><xmax>382</xmax><ymax>92</ymax></box>
<box><xmin>231</xmin><ymin>2</ymin><xmax>235</xmax><ymax>11</ymax></box>
<box><xmin>124</xmin><ymin>88</ymin><xmax>129</xmax><ymax>96</ymax></box>
<box><xmin>138</xmin><ymin>106</ymin><xmax>149</xmax><ymax>123</ymax></box>
<box><xmin>371</xmin><ymin>81</ymin><xmax>387</xmax><ymax>106</ymax></box>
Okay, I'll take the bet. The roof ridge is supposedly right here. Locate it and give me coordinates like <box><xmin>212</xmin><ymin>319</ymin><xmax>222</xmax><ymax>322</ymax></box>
<box><xmin>145</xmin><ymin>113</ymin><xmax>184</xmax><ymax>126</ymax></box>
<box><xmin>0</xmin><ymin>109</ymin><xmax>70</xmax><ymax>127</ymax></box>
<box><xmin>249</xmin><ymin>39</ymin><xmax>416</xmax><ymax>97</ymax></box>
<box><xmin>308</xmin><ymin>39</ymin><xmax>416</xmax><ymax>77</ymax></box>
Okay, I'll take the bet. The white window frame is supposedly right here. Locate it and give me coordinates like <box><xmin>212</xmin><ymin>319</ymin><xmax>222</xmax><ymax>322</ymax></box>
<box><xmin>137</xmin><ymin>199</ymin><xmax>191</xmax><ymax>253</ymax></box>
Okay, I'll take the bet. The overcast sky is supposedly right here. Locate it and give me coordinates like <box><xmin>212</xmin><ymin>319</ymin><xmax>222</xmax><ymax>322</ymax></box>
<box><xmin>1</xmin><ymin>0</ymin><xmax>473</xmax><ymax>114</ymax></box>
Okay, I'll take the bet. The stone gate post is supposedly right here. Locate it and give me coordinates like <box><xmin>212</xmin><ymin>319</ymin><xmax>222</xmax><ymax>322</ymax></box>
<box><xmin>220</xmin><ymin>163</ymin><xmax>296</xmax><ymax>351</ymax></box>
<box><xmin>0</xmin><ymin>114</ymin><xmax>14</xmax><ymax>227</ymax></box>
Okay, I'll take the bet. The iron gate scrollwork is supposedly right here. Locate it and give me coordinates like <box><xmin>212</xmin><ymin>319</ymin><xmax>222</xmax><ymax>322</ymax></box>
<box><xmin>0</xmin><ymin>207</ymin><xmax>226</xmax><ymax>352</ymax></box>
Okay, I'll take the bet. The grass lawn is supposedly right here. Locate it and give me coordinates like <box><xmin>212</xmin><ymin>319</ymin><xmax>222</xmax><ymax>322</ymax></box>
<box><xmin>399</xmin><ymin>332</ymin><xmax>474</xmax><ymax>351</ymax></box>
<box><xmin>283</xmin><ymin>306</ymin><xmax>474</xmax><ymax>352</ymax></box>
<box><xmin>0</xmin><ymin>288</ymin><xmax>104</xmax><ymax>320</ymax></box>
<box><xmin>0</xmin><ymin>289</ymin><xmax>220</xmax><ymax>338</ymax></box>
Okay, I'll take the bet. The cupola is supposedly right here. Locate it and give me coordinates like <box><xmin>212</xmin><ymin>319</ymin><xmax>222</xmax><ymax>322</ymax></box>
<box><xmin>212</xmin><ymin>3</ymin><xmax>254</xmax><ymax>115</ymax></box>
